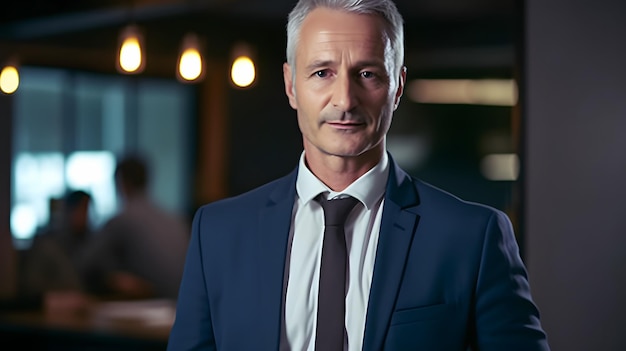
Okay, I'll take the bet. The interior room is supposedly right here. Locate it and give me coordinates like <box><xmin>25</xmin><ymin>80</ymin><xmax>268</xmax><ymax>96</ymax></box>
<box><xmin>1</xmin><ymin>0</ymin><xmax>625</xmax><ymax>350</ymax></box>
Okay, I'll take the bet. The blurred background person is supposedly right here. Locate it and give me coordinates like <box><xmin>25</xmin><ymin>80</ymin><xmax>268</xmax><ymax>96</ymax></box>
<box><xmin>20</xmin><ymin>190</ymin><xmax>94</xmax><ymax>311</ymax></box>
<box><xmin>80</xmin><ymin>154</ymin><xmax>189</xmax><ymax>301</ymax></box>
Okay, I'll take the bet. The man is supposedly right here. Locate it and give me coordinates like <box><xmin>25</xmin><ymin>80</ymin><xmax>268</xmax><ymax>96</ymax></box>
<box><xmin>167</xmin><ymin>0</ymin><xmax>550</xmax><ymax>350</ymax></box>
<box><xmin>80</xmin><ymin>155</ymin><xmax>189</xmax><ymax>300</ymax></box>
<box><xmin>22</xmin><ymin>190</ymin><xmax>93</xmax><ymax>297</ymax></box>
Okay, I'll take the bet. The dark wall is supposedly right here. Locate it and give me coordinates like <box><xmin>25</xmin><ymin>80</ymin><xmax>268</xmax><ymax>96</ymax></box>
<box><xmin>226</xmin><ymin>26</ymin><xmax>302</xmax><ymax>196</ymax></box>
<box><xmin>525</xmin><ymin>0</ymin><xmax>626</xmax><ymax>349</ymax></box>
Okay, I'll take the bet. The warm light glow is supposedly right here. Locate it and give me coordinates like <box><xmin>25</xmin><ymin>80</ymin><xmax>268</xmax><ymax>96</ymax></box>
<box><xmin>480</xmin><ymin>153</ymin><xmax>520</xmax><ymax>181</ymax></box>
<box><xmin>408</xmin><ymin>79</ymin><xmax>518</xmax><ymax>106</ymax></box>
<box><xmin>179</xmin><ymin>48</ymin><xmax>203</xmax><ymax>81</ymax></box>
<box><xmin>117</xmin><ymin>25</ymin><xmax>145</xmax><ymax>74</ymax></box>
<box><xmin>120</xmin><ymin>37</ymin><xmax>142</xmax><ymax>72</ymax></box>
<box><xmin>231</xmin><ymin>56</ymin><xmax>255</xmax><ymax>87</ymax></box>
<box><xmin>177</xmin><ymin>33</ymin><xmax>204</xmax><ymax>83</ymax></box>
<box><xmin>0</xmin><ymin>65</ymin><xmax>19</xmax><ymax>94</ymax></box>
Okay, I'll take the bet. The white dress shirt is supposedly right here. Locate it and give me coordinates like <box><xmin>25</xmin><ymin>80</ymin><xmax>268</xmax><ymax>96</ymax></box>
<box><xmin>280</xmin><ymin>151</ymin><xmax>389</xmax><ymax>351</ymax></box>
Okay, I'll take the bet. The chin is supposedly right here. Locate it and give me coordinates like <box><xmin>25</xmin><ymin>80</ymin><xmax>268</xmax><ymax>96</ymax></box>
<box><xmin>332</xmin><ymin>146</ymin><xmax>369</xmax><ymax>158</ymax></box>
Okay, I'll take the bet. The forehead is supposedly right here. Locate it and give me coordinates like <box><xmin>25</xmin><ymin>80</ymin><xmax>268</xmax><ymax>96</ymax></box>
<box><xmin>297</xmin><ymin>7</ymin><xmax>389</xmax><ymax>63</ymax></box>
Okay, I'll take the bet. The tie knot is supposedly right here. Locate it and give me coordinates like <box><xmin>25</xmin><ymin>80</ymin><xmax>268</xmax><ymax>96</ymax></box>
<box><xmin>319</xmin><ymin>195</ymin><xmax>359</xmax><ymax>227</ymax></box>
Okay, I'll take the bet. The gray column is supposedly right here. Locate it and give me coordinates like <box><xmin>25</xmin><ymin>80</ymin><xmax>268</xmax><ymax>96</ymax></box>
<box><xmin>524</xmin><ymin>0</ymin><xmax>626</xmax><ymax>349</ymax></box>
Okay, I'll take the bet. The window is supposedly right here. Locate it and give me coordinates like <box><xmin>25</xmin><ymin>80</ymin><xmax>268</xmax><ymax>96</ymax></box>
<box><xmin>11</xmin><ymin>67</ymin><xmax>194</xmax><ymax>249</ymax></box>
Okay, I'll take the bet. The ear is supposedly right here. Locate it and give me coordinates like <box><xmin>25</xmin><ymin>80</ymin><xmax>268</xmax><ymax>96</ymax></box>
<box><xmin>393</xmin><ymin>66</ymin><xmax>407</xmax><ymax>110</ymax></box>
<box><xmin>283</xmin><ymin>62</ymin><xmax>297</xmax><ymax>110</ymax></box>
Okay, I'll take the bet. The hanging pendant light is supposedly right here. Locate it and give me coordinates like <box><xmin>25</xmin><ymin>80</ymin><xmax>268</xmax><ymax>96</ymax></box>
<box><xmin>1</xmin><ymin>59</ymin><xmax>20</xmax><ymax>95</ymax></box>
<box><xmin>230</xmin><ymin>42</ymin><xmax>256</xmax><ymax>88</ymax></box>
<box><xmin>117</xmin><ymin>24</ymin><xmax>146</xmax><ymax>74</ymax></box>
<box><xmin>176</xmin><ymin>32</ymin><xmax>205</xmax><ymax>83</ymax></box>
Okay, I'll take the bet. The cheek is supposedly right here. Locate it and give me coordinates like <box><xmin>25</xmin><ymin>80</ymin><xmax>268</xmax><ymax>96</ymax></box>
<box><xmin>296</xmin><ymin>111</ymin><xmax>315</xmax><ymax>136</ymax></box>
<box><xmin>366</xmin><ymin>93</ymin><xmax>393</xmax><ymax>118</ymax></box>
<box><xmin>373</xmin><ymin>102</ymin><xmax>395</xmax><ymax>131</ymax></box>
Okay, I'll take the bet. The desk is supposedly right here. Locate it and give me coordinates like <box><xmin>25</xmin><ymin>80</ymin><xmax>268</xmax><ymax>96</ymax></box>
<box><xmin>0</xmin><ymin>299</ymin><xmax>174</xmax><ymax>350</ymax></box>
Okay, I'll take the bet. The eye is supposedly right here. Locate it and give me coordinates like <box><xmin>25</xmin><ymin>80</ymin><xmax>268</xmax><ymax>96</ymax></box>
<box><xmin>314</xmin><ymin>70</ymin><xmax>330</xmax><ymax>78</ymax></box>
<box><xmin>360</xmin><ymin>71</ymin><xmax>375</xmax><ymax>79</ymax></box>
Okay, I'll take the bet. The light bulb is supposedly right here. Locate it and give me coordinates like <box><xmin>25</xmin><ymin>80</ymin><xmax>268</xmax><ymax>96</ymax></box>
<box><xmin>231</xmin><ymin>56</ymin><xmax>255</xmax><ymax>88</ymax></box>
<box><xmin>117</xmin><ymin>25</ymin><xmax>145</xmax><ymax>74</ymax></box>
<box><xmin>177</xmin><ymin>33</ymin><xmax>204</xmax><ymax>83</ymax></box>
<box><xmin>120</xmin><ymin>37</ymin><xmax>142</xmax><ymax>72</ymax></box>
<box><xmin>179</xmin><ymin>49</ymin><xmax>202</xmax><ymax>81</ymax></box>
<box><xmin>0</xmin><ymin>65</ymin><xmax>19</xmax><ymax>94</ymax></box>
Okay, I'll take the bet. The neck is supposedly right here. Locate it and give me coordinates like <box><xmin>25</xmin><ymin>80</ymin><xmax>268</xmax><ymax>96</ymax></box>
<box><xmin>304</xmin><ymin>147</ymin><xmax>385</xmax><ymax>192</ymax></box>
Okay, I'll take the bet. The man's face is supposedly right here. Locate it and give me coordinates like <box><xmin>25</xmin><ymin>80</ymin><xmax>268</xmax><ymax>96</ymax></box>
<box><xmin>283</xmin><ymin>7</ymin><xmax>405</xmax><ymax>162</ymax></box>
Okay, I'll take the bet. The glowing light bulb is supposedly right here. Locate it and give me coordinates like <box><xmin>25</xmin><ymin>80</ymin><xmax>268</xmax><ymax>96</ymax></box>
<box><xmin>231</xmin><ymin>56</ymin><xmax>255</xmax><ymax>88</ymax></box>
<box><xmin>176</xmin><ymin>33</ymin><xmax>204</xmax><ymax>83</ymax></box>
<box><xmin>119</xmin><ymin>37</ymin><xmax>142</xmax><ymax>72</ymax></box>
<box><xmin>117</xmin><ymin>25</ymin><xmax>145</xmax><ymax>74</ymax></box>
<box><xmin>178</xmin><ymin>48</ymin><xmax>202</xmax><ymax>81</ymax></box>
<box><xmin>0</xmin><ymin>65</ymin><xmax>19</xmax><ymax>94</ymax></box>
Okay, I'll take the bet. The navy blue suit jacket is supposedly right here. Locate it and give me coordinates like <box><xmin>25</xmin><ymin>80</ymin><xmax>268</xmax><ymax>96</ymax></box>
<box><xmin>167</xmin><ymin>157</ymin><xmax>550</xmax><ymax>350</ymax></box>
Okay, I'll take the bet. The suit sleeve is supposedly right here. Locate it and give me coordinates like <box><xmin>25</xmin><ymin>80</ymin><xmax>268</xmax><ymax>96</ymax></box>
<box><xmin>167</xmin><ymin>207</ymin><xmax>216</xmax><ymax>351</ymax></box>
<box><xmin>473</xmin><ymin>210</ymin><xmax>550</xmax><ymax>351</ymax></box>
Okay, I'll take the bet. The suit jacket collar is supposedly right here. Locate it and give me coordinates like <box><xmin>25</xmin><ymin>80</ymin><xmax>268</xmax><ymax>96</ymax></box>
<box><xmin>255</xmin><ymin>156</ymin><xmax>420</xmax><ymax>350</ymax></box>
<box><xmin>256</xmin><ymin>169</ymin><xmax>299</xmax><ymax>349</ymax></box>
<box><xmin>363</xmin><ymin>155</ymin><xmax>421</xmax><ymax>351</ymax></box>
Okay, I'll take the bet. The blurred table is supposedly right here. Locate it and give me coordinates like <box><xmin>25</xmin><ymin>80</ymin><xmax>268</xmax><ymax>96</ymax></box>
<box><xmin>0</xmin><ymin>298</ymin><xmax>174</xmax><ymax>350</ymax></box>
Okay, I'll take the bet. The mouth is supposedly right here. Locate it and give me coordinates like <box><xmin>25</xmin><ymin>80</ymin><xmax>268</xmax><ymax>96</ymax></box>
<box><xmin>325</xmin><ymin>121</ymin><xmax>364</xmax><ymax>130</ymax></box>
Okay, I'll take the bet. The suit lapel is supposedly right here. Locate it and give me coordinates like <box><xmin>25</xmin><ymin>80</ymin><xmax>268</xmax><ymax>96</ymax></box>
<box><xmin>254</xmin><ymin>170</ymin><xmax>298</xmax><ymax>349</ymax></box>
<box><xmin>363</xmin><ymin>159</ymin><xmax>421</xmax><ymax>351</ymax></box>
<box><xmin>248</xmin><ymin>161</ymin><xmax>420</xmax><ymax>349</ymax></box>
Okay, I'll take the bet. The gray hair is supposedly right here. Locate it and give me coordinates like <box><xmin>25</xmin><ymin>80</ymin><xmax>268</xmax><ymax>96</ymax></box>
<box><xmin>286</xmin><ymin>0</ymin><xmax>405</xmax><ymax>75</ymax></box>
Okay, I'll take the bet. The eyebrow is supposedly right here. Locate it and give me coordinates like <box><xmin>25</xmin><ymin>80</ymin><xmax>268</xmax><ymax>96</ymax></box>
<box><xmin>304</xmin><ymin>60</ymin><xmax>334</xmax><ymax>72</ymax></box>
<box><xmin>304</xmin><ymin>59</ymin><xmax>386</xmax><ymax>73</ymax></box>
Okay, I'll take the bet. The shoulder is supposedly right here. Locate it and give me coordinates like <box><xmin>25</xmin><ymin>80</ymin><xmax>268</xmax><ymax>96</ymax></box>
<box><xmin>187</xmin><ymin>171</ymin><xmax>297</xmax><ymax>255</ymax></box>
<box><xmin>196</xmin><ymin>169</ymin><xmax>297</xmax><ymax>217</ymax></box>
<box><xmin>414</xmin><ymin>178</ymin><xmax>503</xmax><ymax>217</ymax></box>
<box><xmin>388</xmin><ymin>155</ymin><xmax>503</xmax><ymax>221</ymax></box>
<box><xmin>403</xmin><ymin>176</ymin><xmax>520</xmax><ymax>266</ymax></box>
<box><xmin>399</xmin><ymin>174</ymin><xmax>512</xmax><ymax>237</ymax></box>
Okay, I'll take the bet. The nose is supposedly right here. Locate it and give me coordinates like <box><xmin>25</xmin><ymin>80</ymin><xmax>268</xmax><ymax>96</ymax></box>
<box><xmin>330</xmin><ymin>73</ymin><xmax>358</xmax><ymax>113</ymax></box>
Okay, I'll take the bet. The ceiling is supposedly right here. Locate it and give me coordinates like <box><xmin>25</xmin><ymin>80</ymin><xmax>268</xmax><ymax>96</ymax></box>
<box><xmin>0</xmin><ymin>0</ymin><xmax>516</xmax><ymax>24</ymax></box>
<box><xmin>0</xmin><ymin>0</ymin><xmax>519</xmax><ymax>77</ymax></box>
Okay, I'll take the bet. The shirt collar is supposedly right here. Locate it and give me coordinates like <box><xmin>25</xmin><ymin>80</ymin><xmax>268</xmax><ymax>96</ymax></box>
<box><xmin>296</xmin><ymin>151</ymin><xmax>389</xmax><ymax>210</ymax></box>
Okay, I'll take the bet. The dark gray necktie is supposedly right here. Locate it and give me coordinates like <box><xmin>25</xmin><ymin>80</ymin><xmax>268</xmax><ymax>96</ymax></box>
<box><xmin>315</xmin><ymin>195</ymin><xmax>359</xmax><ymax>351</ymax></box>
